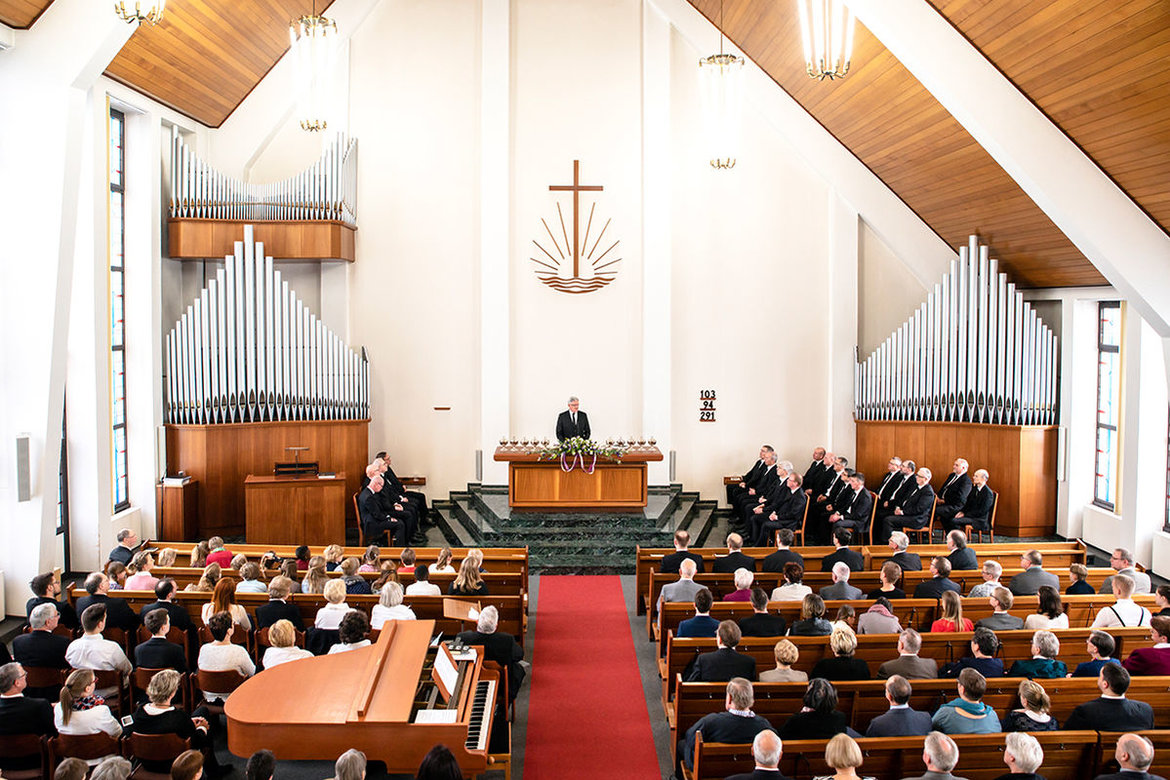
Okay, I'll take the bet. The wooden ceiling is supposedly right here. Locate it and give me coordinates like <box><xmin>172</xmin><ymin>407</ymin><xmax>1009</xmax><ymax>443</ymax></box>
<box><xmin>104</xmin><ymin>0</ymin><xmax>336</xmax><ymax>128</ymax></box>
<box><xmin>0</xmin><ymin>0</ymin><xmax>52</xmax><ymax>28</ymax></box>
<box><xmin>691</xmin><ymin>0</ymin><xmax>1170</xmax><ymax>288</ymax></box>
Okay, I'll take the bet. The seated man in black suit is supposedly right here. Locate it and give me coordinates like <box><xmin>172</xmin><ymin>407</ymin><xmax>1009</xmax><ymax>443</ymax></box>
<box><xmin>761</xmin><ymin>528</ymin><xmax>804</xmax><ymax>573</ymax></box>
<box><xmin>1065</xmin><ymin>663</ymin><xmax>1155</xmax><ymax>732</ymax></box>
<box><xmin>1095</xmin><ymin>734</ymin><xmax>1165</xmax><ymax>780</ymax></box>
<box><xmin>821</xmin><ymin>528</ymin><xmax>864</xmax><ymax>573</ymax></box>
<box><xmin>738</xmin><ymin>588</ymin><xmax>786</xmax><ymax>638</ymax></box>
<box><xmin>135</xmin><ymin>608</ymin><xmax>187</xmax><ymax>672</ymax></box>
<box><xmin>12</xmin><ymin>603</ymin><xmax>71</xmax><ymax>699</ymax></box>
<box><xmin>941</xmin><ymin>627</ymin><xmax>1005</xmax><ymax>678</ymax></box>
<box><xmin>687</xmin><ymin>620</ymin><xmax>756</xmax><ymax>682</ymax></box>
<box><xmin>75</xmin><ymin>571</ymin><xmax>139</xmax><ymax>633</ymax></box>
<box><xmin>660</xmin><ymin>530</ymin><xmax>704</xmax><ymax>574</ymax></box>
<box><xmin>726</xmin><ymin>729</ymin><xmax>789</xmax><ymax>780</ymax></box>
<box><xmin>376</xmin><ymin>449</ymin><xmax>429</xmax><ymax>529</ymax></box>
<box><xmin>753</xmin><ymin>472</ymin><xmax>807</xmax><ymax>547</ymax></box>
<box><xmin>555</xmin><ymin>395</ymin><xmax>590</xmax><ymax>441</ymax></box>
<box><xmin>827</xmin><ymin>472</ymin><xmax>873</xmax><ymax>538</ymax></box>
<box><xmin>357</xmin><ymin>475</ymin><xmax>405</xmax><ymax>545</ymax></box>
<box><xmin>138</xmin><ymin>578</ymin><xmax>193</xmax><ymax>632</ymax></box>
<box><xmin>256</xmin><ymin>576</ymin><xmax>305</xmax><ymax>631</ymax></box>
<box><xmin>888</xmin><ymin>531</ymin><xmax>923</xmax><ymax>571</ymax></box>
<box><xmin>456</xmin><ymin>606</ymin><xmax>525</xmax><ymax>702</ymax></box>
<box><xmin>865</xmin><ymin>675</ymin><xmax>933</xmax><ymax>736</ymax></box>
<box><xmin>739</xmin><ymin>461</ymin><xmax>788</xmax><ymax>530</ymax></box>
<box><xmin>0</xmin><ymin>662</ymin><xmax>56</xmax><ymax>770</ymax></box>
<box><xmin>932</xmin><ymin>458</ymin><xmax>973</xmax><ymax>529</ymax></box>
<box><xmin>728</xmin><ymin>445</ymin><xmax>772</xmax><ymax>506</ymax></box>
<box><xmin>913</xmin><ymin>557</ymin><xmax>962</xmax><ymax>598</ymax></box>
<box><xmin>26</xmin><ymin>572</ymin><xmax>79</xmax><ymax>630</ymax></box>
<box><xmin>874</xmin><ymin>459</ymin><xmax>917</xmax><ymax>520</ymax></box>
<box><xmin>713</xmin><ymin>533</ymin><xmax>756</xmax><ymax>573</ymax></box>
<box><xmin>811</xmin><ymin>458</ymin><xmax>852</xmax><ymax>543</ymax></box>
<box><xmin>945</xmin><ymin>530</ymin><xmax>978</xmax><ymax>571</ymax></box>
<box><xmin>676</xmin><ymin>677</ymin><xmax>772</xmax><ymax>780</ymax></box>
<box><xmin>878</xmin><ymin>467</ymin><xmax>936</xmax><ymax>544</ymax></box>
<box><xmin>945</xmin><ymin>468</ymin><xmax>994</xmax><ymax>534</ymax></box>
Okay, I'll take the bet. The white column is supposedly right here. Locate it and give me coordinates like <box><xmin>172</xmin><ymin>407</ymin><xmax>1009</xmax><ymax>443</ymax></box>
<box><xmin>641</xmin><ymin>0</ymin><xmax>672</xmax><ymax>484</ymax></box>
<box><xmin>479</xmin><ymin>0</ymin><xmax>511</xmax><ymax>484</ymax></box>
<box><xmin>827</xmin><ymin>193</ymin><xmax>859</xmax><ymax>453</ymax></box>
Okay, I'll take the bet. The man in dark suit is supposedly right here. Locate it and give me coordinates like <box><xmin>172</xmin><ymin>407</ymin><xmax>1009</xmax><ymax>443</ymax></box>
<box><xmin>828</xmin><ymin>473</ymin><xmax>874</xmax><ymax>538</ymax></box>
<box><xmin>677</xmin><ymin>678</ymin><xmax>772</xmax><ymax>779</ymax></box>
<box><xmin>678</xmin><ymin>590</ymin><xmax>720</xmax><ymax>638</ymax></box>
<box><xmin>879</xmin><ymin>467</ymin><xmax>936</xmax><ymax>544</ymax></box>
<box><xmin>874</xmin><ymin>456</ymin><xmax>907</xmax><ymax>503</ymax></box>
<box><xmin>725</xmin><ymin>729</ymin><xmax>790</xmax><ymax>780</ymax></box>
<box><xmin>941</xmin><ymin>628</ymin><xmax>1005</xmax><ymax>678</ymax></box>
<box><xmin>660</xmin><ymin>530</ymin><xmax>705</xmax><ymax>574</ymax></box>
<box><xmin>713</xmin><ymin>533</ymin><xmax>756</xmax><ymax>573</ymax></box>
<box><xmin>945</xmin><ymin>530</ymin><xmax>978</xmax><ymax>571</ymax></box>
<box><xmin>739</xmin><ymin>588</ymin><xmax>786</xmax><ymax>638</ymax></box>
<box><xmin>875</xmin><ymin>459</ymin><xmax>917</xmax><ymax>520</ymax></box>
<box><xmin>456</xmin><ymin>606</ymin><xmax>525</xmax><ymax>701</ymax></box>
<box><xmin>75</xmin><ymin>571</ymin><xmax>139</xmax><ymax>632</ymax></box>
<box><xmin>802</xmin><ymin>447</ymin><xmax>829</xmax><ymax>492</ymax></box>
<box><xmin>376</xmin><ymin>450</ymin><xmax>428</xmax><ymax>528</ymax></box>
<box><xmin>821</xmin><ymin>529</ymin><xmax>864</xmax><ymax>573</ymax></box>
<box><xmin>902</xmin><ymin>732</ymin><xmax>967</xmax><ymax>780</ymax></box>
<box><xmin>135</xmin><ymin>608</ymin><xmax>187</xmax><ymax>671</ymax></box>
<box><xmin>878</xmin><ymin>630</ymin><xmax>938</xmax><ymax>679</ymax></box>
<box><xmin>753</xmin><ymin>473</ymin><xmax>807</xmax><ymax>547</ymax></box>
<box><xmin>12</xmin><ymin>603</ymin><xmax>71</xmax><ymax>699</ymax></box>
<box><xmin>256</xmin><ymin>576</ymin><xmax>305</xmax><ymax>631</ymax></box>
<box><xmin>933</xmin><ymin>458</ymin><xmax>973</xmax><ymax>528</ymax></box>
<box><xmin>687</xmin><ymin>621</ymin><xmax>756</xmax><ymax>682</ymax></box>
<box><xmin>814</xmin><ymin>457</ymin><xmax>852</xmax><ymax>527</ymax></box>
<box><xmin>26</xmin><ymin>572</ymin><xmax>79</xmax><ymax>630</ymax></box>
<box><xmin>0</xmin><ymin>662</ymin><xmax>56</xmax><ymax>769</ymax></box>
<box><xmin>138</xmin><ymin>578</ymin><xmax>192</xmax><ymax>632</ymax></box>
<box><xmin>729</xmin><ymin>445</ymin><xmax>773</xmax><ymax>506</ymax></box>
<box><xmin>945</xmin><ymin>469</ymin><xmax>995</xmax><ymax>533</ymax></box>
<box><xmin>374</xmin><ymin>459</ymin><xmax>420</xmax><ymax>543</ymax></box>
<box><xmin>913</xmin><ymin>557</ymin><xmax>962</xmax><ymax>598</ymax></box>
<box><xmin>1065</xmin><ymin>664</ymin><xmax>1155</xmax><ymax>732</ymax></box>
<box><xmin>1008</xmin><ymin>550</ymin><xmax>1061</xmax><ymax>596</ymax></box>
<box><xmin>804</xmin><ymin>450</ymin><xmax>838</xmax><ymax>499</ymax></box>
<box><xmin>1094</xmin><ymin>734</ymin><xmax>1166</xmax><ymax>780</ymax></box>
<box><xmin>762</xmin><ymin>529</ymin><xmax>804</xmax><ymax>572</ymax></box>
<box><xmin>357</xmin><ymin>475</ymin><xmax>405</xmax><ymax>545</ymax></box>
<box><xmin>737</xmin><ymin>460</ymin><xmax>785</xmax><ymax>527</ymax></box>
<box><xmin>888</xmin><ymin>531</ymin><xmax>923</xmax><ymax>571</ymax></box>
<box><xmin>555</xmin><ymin>396</ymin><xmax>590</xmax><ymax>441</ymax></box>
<box><xmin>865</xmin><ymin>675</ymin><xmax>933</xmax><ymax>736</ymax></box>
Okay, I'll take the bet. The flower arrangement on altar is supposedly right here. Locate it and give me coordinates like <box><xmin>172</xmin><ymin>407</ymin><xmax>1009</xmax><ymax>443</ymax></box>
<box><xmin>537</xmin><ymin>436</ymin><xmax>626</xmax><ymax>474</ymax></box>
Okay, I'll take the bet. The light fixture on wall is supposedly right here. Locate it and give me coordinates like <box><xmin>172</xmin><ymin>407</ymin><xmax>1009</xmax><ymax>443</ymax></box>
<box><xmin>289</xmin><ymin>1</ymin><xmax>339</xmax><ymax>132</ymax></box>
<box><xmin>698</xmin><ymin>0</ymin><xmax>744</xmax><ymax>169</ymax></box>
<box><xmin>113</xmin><ymin>0</ymin><xmax>166</xmax><ymax>25</ymax></box>
<box><xmin>796</xmin><ymin>0</ymin><xmax>856</xmax><ymax>80</ymax></box>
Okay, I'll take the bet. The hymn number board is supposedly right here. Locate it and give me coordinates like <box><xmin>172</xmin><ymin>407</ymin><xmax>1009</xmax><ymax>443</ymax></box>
<box><xmin>699</xmin><ymin>390</ymin><xmax>716</xmax><ymax>422</ymax></box>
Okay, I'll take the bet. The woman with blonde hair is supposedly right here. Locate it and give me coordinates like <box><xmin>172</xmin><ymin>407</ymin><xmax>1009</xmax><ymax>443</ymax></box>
<box><xmin>186</xmin><ymin>562</ymin><xmax>222</xmax><ymax>594</ymax></box>
<box><xmin>201</xmin><ymin>577</ymin><xmax>252</xmax><ymax>630</ymax></box>
<box><xmin>359</xmin><ymin>545</ymin><xmax>381</xmax><ymax>573</ymax></box>
<box><xmin>323</xmin><ymin>544</ymin><xmax>345</xmax><ymax>571</ymax></box>
<box><xmin>760</xmin><ymin>639</ymin><xmax>808</xmax><ymax>682</ymax></box>
<box><xmin>1004</xmin><ymin>679</ymin><xmax>1058</xmax><ymax>731</ymax></box>
<box><xmin>262</xmin><ymin>619</ymin><xmax>313</xmax><ymax>668</ymax></box>
<box><xmin>124</xmin><ymin>551</ymin><xmax>159</xmax><ymax>590</ymax></box>
<box><xmin>370</xmin><ymin>581</ymin><xmax>416</xmax><ymax>629</ymax></box>
<box><xmin>448</xmin><ymin>556</ymin><xmax>488</xmax><ymax>596</ymax></box>
<box><xmin>314</xmin><ymin>579</ymin><xmax>354</xmax><ymax>629</ymax></box>
<box><xmin>930</xmin><ymin>590</ymin><xmax>973</xmax><ymax>632</ymax></box>
<box><xmin>432</xmin><ymin>547</ymin><xmax>456</xmax><ymax>574</ymax></box>
<box><xmin>236</xmin><ymin>562</ymin><xmax>267</xmax><ymax>594</ymax></box>
<box><xmin>302</xmin><ymin>555</ymin><xmax>329</xmax><ymax>594</ymax></box>
<box><xmin>371</xmin><ymin>560</ymin><xmax>398</xmax><ymax>592</ymax></box>
<box><xmin>811</xmin><ymin>626</ymin><xmax>871</xmax><ymax>680</ymax></box>
<box><xmin>128</xmin><ymin>669</ymin><xmax>215</xmax><ymax>773</ymax></box>
<box><xmin>814</xmin><ymin>733</ymin><xmax>875</xmax><ymax>780</ymax></box>
<box><xmin>54</xmin><ymin>670</ymin><xmax>122</xmax><ymax>744</ymax></box>
<box><xmin>190</xmin><ymin>541</ymin><xmax>210</xmax><ymax>568</ymax></box>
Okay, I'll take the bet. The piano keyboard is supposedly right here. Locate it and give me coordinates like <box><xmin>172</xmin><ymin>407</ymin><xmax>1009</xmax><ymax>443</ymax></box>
<box><xmin>464</xmin><ymin>679</ymin><xmax>497</xmax><ymax>752</ymax></box>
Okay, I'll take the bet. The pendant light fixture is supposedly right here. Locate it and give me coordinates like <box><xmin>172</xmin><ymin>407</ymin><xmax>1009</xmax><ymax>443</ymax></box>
<box><xmin>290</xmin><ymin>1</ymin><xmax>340</xmax><ymax>132</ymax></box>
<box><xmin>698</xmin><ymin>0</ymin><xmax>745</xmax><ymax>169</ymax></box>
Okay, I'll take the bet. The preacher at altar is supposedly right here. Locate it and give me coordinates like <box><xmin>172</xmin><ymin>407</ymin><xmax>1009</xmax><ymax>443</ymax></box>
<box><xmin>556</xmin><ymin>396</ymin><xmax>591</xmax><ymax>441</ymax></box>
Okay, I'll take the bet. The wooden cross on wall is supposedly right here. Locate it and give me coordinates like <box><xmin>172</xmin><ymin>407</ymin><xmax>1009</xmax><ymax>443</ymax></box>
<box><xmin>549</xmin><ymin>160</ymin><xmax>603</xmax><ymax>279</ymax></box>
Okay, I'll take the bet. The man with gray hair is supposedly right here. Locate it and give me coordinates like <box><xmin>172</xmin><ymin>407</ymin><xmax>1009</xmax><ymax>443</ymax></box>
<box><xmin>866</xmin><ymin>675</ymin><xmax>933</xmax><ymax>737</ymax></box>
<box><xmin>332</xmin><ymin>749</ymin><xmax>366</xmax><ymax>780</ymax></box>
<box><xmin>968</xmin><ymin>560</ymin><xmax>1004</xmax><ymax>599</ymax></box>
<box><xmin>880</xmin><ymin>467</ymin><xmax>936</xmax><ymax>543</ymax></box>
<box><xmin>1101</xmin><ymin>549</ymin><xmax>1153</xmax><ymax>595</ymax></box>
<box><xmin>677</xmin><ymin>678</ymin><xmax>772</xmax><ymax>779</ymax></box>
<box><xmin>12</xmin><ymin>603</ymin><xmax>71</xmax><ymax>697</ymax></box>
<box><xmin>0</xmin><ymin>662</ymin><xmax>56</xmax><ymax>739</ymax></box>
<box><xmin>714</xmin><ymin>532</ymin><xmax>756</xmax><ymax>573</ymax></box>
<box><xmin>74</xmin><ymin>571</ymin><xmax>139</xmax><ymax>632</ymax></box>
<box><xmin>879</xmin><ymin>629</ymin><xmax>938</xmax><ymax>679</ymax></box>
<box><xmin>889</xmin><ymin>531</ymin><xmax>923</xmax><ymax>572</ymax></box>
<box><xmin>108</xmin><ymin>528</ymin><xmax>140</xmax><ymax>565</ymax></box>
<box><xmin>555</xmin><ymin>395</ymin><xmax>590</xmax><ymax>441</ymax></box>
<box><xmin>1094</xmin><ymin>734</ymin><xmax>1163</xmax><ymax>780</ymax></box>
<box><xmin>1000</xmin><ymin>732</ymin><xmax>1045</xmax><ymax>780</ymax></box>
<box><xmin>820</xmin><ymin>562</ymin><xmax>863</xmax><ymax>600</ymax></box>
<box><xmin>659</xmin><ymin>557</ymin><xmax>709</xmax><ymax>610</ymax></box>
<box><xmin>725</xmin><ymin>729</ymin><xmax>787</xmax><ymax>780</ymax></box>
<box><xmin>934</xmin><ymin>458</ymin><xmax>973</xmax><ymax>527</ymax></box>
<box><xmin>902</xmin><ymin>731</ymin><xmax>967</xmax><ymax>780</ymax></box>
<box><xmin>456</xmin><ymin>605</ymin><xmax>524</xmax><ymax>701</ymax></box>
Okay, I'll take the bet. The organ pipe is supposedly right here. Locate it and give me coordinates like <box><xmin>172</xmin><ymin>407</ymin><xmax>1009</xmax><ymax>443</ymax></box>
<box><xmin>855</xmin><ymin>235</ymin><xmax>1058</xmax><ymax>425</ymax></box>
<box><xmin>164</xmin><ymin>225</ymin><xmax>368</xmax><ymax>425</ymax></box>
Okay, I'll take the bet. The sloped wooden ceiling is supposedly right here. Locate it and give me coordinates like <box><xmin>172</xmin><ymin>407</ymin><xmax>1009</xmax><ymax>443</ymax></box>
<box><xmin>104</xmin><ymin>0</ymin><xmax>336</xmax><ymax>128</ymax></box>
<box><xmin>0</xmin><ymin>0</ymin><xmax>52</xmax><ymax>28</ymax></box>
<box><xmin>688</xmin><ymin>0</ymin><xmax>1170</xmax><ymax>288</ymax></box>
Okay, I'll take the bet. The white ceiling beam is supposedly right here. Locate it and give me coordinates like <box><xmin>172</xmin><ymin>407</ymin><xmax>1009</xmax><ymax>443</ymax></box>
<box><xmin>845</xmin><ymin>0</ymin><xmax>1170</xmax><ymax>335</ymax></box>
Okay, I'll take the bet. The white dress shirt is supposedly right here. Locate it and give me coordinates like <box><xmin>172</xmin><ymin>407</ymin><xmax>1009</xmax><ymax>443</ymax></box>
<box><xmin>1092</xmin><ymin>598</ymin><xmax>1152</xmax><ymax>628</ymax></box>
<box><xmin>65</xmin><ymin>634</ymin><xmax>132</xmax><ymax>697</ymax></box>
<box><xmin>405</xmin><ymin>581</ymin><xmax>442</xmax><ymax>597</ymax></box>
<box><xmin>197</xmin><ymin>642</ymin><xmax>256</xmax><ymax>701</ymax></box>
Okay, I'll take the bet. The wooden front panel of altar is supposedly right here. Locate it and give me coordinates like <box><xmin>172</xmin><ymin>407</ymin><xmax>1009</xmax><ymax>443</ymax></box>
<box><xmin>494</xmin><ymin>448</ymin><xmax>663</xmax><ymax>510</ymax></box>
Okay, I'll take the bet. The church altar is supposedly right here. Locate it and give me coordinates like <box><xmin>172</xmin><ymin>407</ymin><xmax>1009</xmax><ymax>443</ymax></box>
<box><xmin>493</xmin><ymin>446</ymin><xmax>663</xmax><ymax>510</ymax></box>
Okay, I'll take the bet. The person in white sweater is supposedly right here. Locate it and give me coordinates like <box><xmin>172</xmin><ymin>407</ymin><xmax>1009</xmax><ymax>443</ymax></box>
<box><xmin>197</xmin><ymin>611</ymin><xmax>256</xmax><ymax>701</ymax></box>
<box><xmin>314</xmin><ymin>579</ymin><xmax>355</xmax><ymax>629</ymax></box>
<box><xmin>260</xmin><ymin>619</ymin><xmax>313</xmax><ymax>669</ymax></box>
<box><xmin>328</xmin><ymin>611</ymin><xmax>373</xmax><ymax>654</ymax></box>
<box><xmin>53</xmin><ymin>670</ymin><xmax>122</xmax><ymax>764</ymax></box>
<box><xmin>405</xmin><ymin>565</ymin><xmax>442</xmax><ymax>597</ymax></box>
<box><xmin>370</xmin><ymin>582</ymin><xmax>417</xmax><ymax>629</ymax></box>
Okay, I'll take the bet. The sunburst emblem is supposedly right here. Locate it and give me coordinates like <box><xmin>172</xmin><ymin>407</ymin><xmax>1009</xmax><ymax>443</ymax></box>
<box><xmin>530</xmin><ymin>160</ymin><xmax>622</xmax><ymax>294</ymax></box>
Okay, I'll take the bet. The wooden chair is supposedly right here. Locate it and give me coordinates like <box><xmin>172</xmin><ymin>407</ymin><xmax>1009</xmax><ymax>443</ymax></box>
<box><xmin>254</xmin><ymin>626</ymin><xmax>306</xmax><ymax>650</ymax></box>
<box><xmin>22</xmin><ymin>623</ymin><xmax>75</xmax><ymax>640</ymax></box>
<box><xmin>197</xmin><ymin>624</ymin><xmax>251</xmax><ymax>655</ymax></box>
<box><xmin>0</xmin><ymin>733</ymin><xmax>47</xmax><ymax>780</ymax></box>
<box><xmin>906</xmin><ymin>502</ymin><xmax>937</xmax><ymax>546</ymax></box>
<box><xmin>47</xmin><ymin>732</ymin><xmax>121</xmax><ymax>776</ymax></box>
<box><xmin>122</xmin><ymin>733</ymin><xmax>191</xmax><ymax>780</ymax></box>
<box><xmin>101</xmin><ymin>625</ymin><xmax>131</xmax><ymax>654</ymax></box>
<box><xmin>89</xmin><ymin>668</ymin><xmax>129</xmax><ymax>716</ymax></box>
<box><xmin>193</xmin><ymin>669</ymin><xmax>249</xmax><ymax>717</ymax></box>
<box><xmin>862</xmin><ymin>489</ymin><xmax>879</xmax><ymax>545</ymax></box>
<box><xmin>965</xmin><ymin>491</ymin><xmax>998</xmax><ymax>543</ymax></box>
<box><xmin>21</xmin><ymin>665</ymin><xmax>67</xmax><ymax>699</ymax></box>
<box><xmin>778</xmin><ymin>499</ymin><xmax>812</xmax><ymax>547</ymax></box>
<box><xmin>130</xmin><ymin>667</ymin><xmax>190</xmax><ymax>711</ymax></box>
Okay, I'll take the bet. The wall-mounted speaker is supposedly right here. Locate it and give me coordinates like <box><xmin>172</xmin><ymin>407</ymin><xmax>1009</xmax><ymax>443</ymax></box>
<box><xmin>16</xmin><ymin>434</ymin><xmax>31</xmax><ymax>502</ymax></box>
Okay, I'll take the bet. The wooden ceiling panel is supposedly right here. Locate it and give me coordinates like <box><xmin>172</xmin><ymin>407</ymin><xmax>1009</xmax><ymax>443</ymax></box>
<box><xmin>688</xmin><ymin>0</ymin><xmax>1105</xmax><ymax>288</ymax></box>
<box><xmin>104</xmin><ymin>0</ymin><xmax>336</xmax><ymax>128</ymax></box>
<box><xmin>0</xmin><ymin>0</ymin><xmax>51</xmax><ymax>28</ymax></box>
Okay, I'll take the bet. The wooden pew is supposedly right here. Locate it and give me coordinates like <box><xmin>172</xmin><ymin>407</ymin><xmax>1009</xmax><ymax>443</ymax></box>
<box><xmin>1099</xmin><ymin>731</ymin><xmax>1170</xmax><ymax>778</ymax></box>
<box><xmin>688</xmin><ymin>732</ymin><xmax>1100</xmax><ymax>780</ymax></box>
<box><xmin>152</xmin><ymin>566</ymin><xmax>526</xmax><ymax>599</ymax></box>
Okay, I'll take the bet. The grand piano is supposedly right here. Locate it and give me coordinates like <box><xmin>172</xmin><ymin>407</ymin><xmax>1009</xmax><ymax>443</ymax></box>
<box><xmin>225</xmin><ymin>620</ymin><xmax>498</xmax><ymax>774</ymax></box>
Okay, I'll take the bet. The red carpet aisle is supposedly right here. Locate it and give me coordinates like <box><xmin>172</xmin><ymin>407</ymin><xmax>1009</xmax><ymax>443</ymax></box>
<box><xmin>523</xmin><ymin>575</ymin><xmax>662</xmax><ymax>778</ymax></box>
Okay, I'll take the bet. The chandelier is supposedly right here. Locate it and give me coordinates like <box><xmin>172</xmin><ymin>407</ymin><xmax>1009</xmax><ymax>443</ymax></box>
<box><xmin>796</xmin><ymin>0</ymin><xmax>856</xmax><ymax>80</ymax></box>
<box><xmin>289</xmin><ymin>4</ymin><xmax>340</xmax><ymax>132</ymax></box>
<box><xmin>113</xmin><ymin>0</ymin><xmax>166</xmax><ymax>25</ymax></box>
<box><xmin>698</xmin><ymin>0</ymin><xmax>744</xmax><ymax>170</ymax></box>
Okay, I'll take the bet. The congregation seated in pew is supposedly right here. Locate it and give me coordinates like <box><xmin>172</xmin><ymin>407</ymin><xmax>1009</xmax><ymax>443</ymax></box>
<box><xmin>878</xmin><ymin>629</ymin><xmax>937</xmax><ymax>679</ymax></box>
<box><xmin>739</xmin><ymin>587</ymin><xmax>787</xmax><ymax>638</ymax></box>
<box><xmin>66</xmin><ymin>604</ymin><xmax>132</xmax><ymax>698</ymax></box>
<box><xmin>197</xmin><ymin>611</ymin><xmax>255</xmax><ymax>702</ymax></box>
<box><xmin>261</xmin><ymin>619</ymin><xmax>312</xmax><ymax>669</ymax></box>
<box><xmin>1006</xmin><ymin>630</ymin><xmax>1067</xmax><ymax>679</ymax></box>
<box><xmin>680</xmin><ymin>590</ymin><xmax>719</xmax><ymax>638</ymax></box>
<box><xmin>137</xmin><ymin>607</ymin><xmax>188</xmax><ymax>672</ymax></box>
<box><xmin>932</xmin><ymin>669</ymin><xmax>1002</xmax><ymax>734</ymax></box>
<box><xmin>1122</xmin><ymin>616</ymin><xmax>1170</xmax><ymax>675</ymax></box>
<box><xmin>864</xmin><ymin>675</ymin><xmax>933</xmax><ymax>737</ymax></box>
<box><xmin>788</xmin><ymin>594</ymin><xmax>832</xmax><ymax>637</ymax></box>
<box><xmin>202</xmin><ymin>579</ymin><xmax>251</xmax><ymax>631</ymax></box>
<box><xmin>688</xmin><ymin>620</ymin><xmax>756</xmax><ymax>682</ymax></box>
<box><xmin>1093</xmin><ymin>574</ymin><xmax>1153</xmax><ymax>628</ymax></box>
<box><xmin>760</xmin><ymin>640</ymin><xmax>807</xmax><ymax>683</ymax></box>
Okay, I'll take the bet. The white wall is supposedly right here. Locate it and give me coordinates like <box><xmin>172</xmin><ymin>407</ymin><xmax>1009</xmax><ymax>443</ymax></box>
<box><xmin>859</xmin><ymin>220</ymin><xmax>931</xmax><ymax>358</ymax></box>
